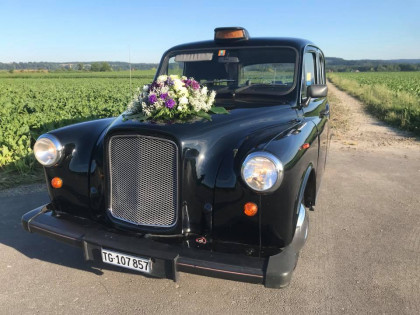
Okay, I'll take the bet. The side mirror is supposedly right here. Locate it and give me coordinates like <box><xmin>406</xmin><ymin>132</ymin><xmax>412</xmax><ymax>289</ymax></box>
<box><xmin>307</xmin><ymin>84</ymin><xmax>328</xmax><ymax>98</ymax></box>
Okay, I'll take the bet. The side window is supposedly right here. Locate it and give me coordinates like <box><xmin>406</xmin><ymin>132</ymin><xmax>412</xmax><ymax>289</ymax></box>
<box><xmin>167</xmin><ymin>57</ymin><xmax>184</xmax><ymax>76</ymax></box>
<box><xmin>301</xmin><ymin>52</ymin><xmax>317</xmax><ymax>99</ymax></box>
<box><xmin>318</xmin><ymin>53</ymin><xmax>325</xmax><ymax>84</ymax></box>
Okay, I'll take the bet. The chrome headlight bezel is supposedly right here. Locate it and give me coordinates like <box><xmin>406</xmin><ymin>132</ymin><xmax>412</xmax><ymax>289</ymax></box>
<box><xmin>241</xmin><ymin>152</ymin><xmax>284</xmax><ymax>193</ymax></box>
<box><xmin>33</xmin><ymin>134</ymin><xmax>64</xmax><ymax>167</ymax></box>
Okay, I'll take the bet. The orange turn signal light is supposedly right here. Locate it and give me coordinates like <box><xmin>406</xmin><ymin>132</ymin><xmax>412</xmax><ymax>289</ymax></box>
<box><xmin>51</xmin><ymin>177</ymin><xmax>63</xmax><ymax>189</ymax></box>
<box><xmin>301</xmin><ymin>143</ymin><xmax>310</xmax><ymax>150</ymax></box>
<box><xmin>244</xmin><ymin>202</ymin><xmax>258</xmax><ymax>216</ymax></box>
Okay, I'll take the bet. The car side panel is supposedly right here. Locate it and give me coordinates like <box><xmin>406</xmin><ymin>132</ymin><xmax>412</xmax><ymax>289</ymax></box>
<box><xmin>303</xmin><ymin>97</ymin><xmax>328</xmax><ymax>196</ymax></box>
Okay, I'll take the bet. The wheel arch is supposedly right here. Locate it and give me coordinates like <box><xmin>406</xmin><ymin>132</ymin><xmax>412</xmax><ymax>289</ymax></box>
<box><xmin>304</xmin><ymin>168</ymin><xmax>316</xmax><ymax>208</ymax></box>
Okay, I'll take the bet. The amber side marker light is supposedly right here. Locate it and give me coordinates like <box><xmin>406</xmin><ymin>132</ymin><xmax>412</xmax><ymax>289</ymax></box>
<box><xmin>301</xmin><ymin>143</ymin><xmax>310</xmax><ymax>150</ymax></box>
<box><xmin>244</xmin><ymin>202</ymin><xmax>258</xmax><ymax>216</ymax></box>
<box><xmin>51</xmin><ymin>177</ymin><xmax>63</xmax><ymax>189</ymax></box>
<box><xmin>214</xmin><ymin>27</ymin><xmax>249</xmax><ymax>41</ymax></box>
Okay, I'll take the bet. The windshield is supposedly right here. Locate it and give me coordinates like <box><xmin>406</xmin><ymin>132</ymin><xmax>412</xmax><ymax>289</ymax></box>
<box><xmin>160</xmin><ymin>47</ymin><xmax>297</xmax><ymax>96</ymax></box>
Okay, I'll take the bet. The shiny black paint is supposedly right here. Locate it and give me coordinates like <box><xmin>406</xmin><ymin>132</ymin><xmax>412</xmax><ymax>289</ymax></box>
<box><xmin>300</xmin><ymin>46</ymin><xmax>330</xmax><ymax>190</ymax></box>
<box><xmin>37</xmin><ymin>37</ymin><xmax>329</xmax><ymax>258</ymax></box>
<box><xmin>44</xmin><ymin>118</ymin><xmax>114</xmax><ymax>217</ymax></box>
<box><xmin>97</xmin><ymin>103</ymin><xmax>301</xmax><ymax>239</ymax></box>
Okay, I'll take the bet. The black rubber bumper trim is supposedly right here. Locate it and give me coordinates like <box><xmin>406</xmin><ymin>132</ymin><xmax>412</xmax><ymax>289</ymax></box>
<box><xmin>22</xmin><ymin>205</ymin><xmax>303</xmax><ymax>288</ymax></box>
<box><xmin>22</xmin><ymin>205</ymin><xmax>267</xmax><ymax>284</ymax></box>
<box><xmin>177</xmin><ymin>260</ymin><xmax>263</xmax><ymax>284</ymax></box>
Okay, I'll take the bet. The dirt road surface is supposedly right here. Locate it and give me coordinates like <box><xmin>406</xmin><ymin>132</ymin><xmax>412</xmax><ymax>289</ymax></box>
<box><xmin>1</xmin><ymin>83</ymin><xmax>419</xmax><ymax>314</ymax></box>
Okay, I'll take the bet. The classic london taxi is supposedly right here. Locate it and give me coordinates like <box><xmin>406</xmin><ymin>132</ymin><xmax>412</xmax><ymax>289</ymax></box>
<box><xmin>22</xmin><ymin>27</ymin><xmax>330</xmax><ymax>288</ymax></box>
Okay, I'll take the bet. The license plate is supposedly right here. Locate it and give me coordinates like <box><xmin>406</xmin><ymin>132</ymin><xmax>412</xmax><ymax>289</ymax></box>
<box><xmin>101</xmin><ymin>248</ymin><xmax>152</xmax><ymax>274</ymax></box>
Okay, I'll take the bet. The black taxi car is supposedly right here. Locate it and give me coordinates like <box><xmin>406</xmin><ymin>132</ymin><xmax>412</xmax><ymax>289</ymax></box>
<box><xmin>22</xmin><ymin>27</ymin><xmax>329</xmax><ymax>288</ymax></box>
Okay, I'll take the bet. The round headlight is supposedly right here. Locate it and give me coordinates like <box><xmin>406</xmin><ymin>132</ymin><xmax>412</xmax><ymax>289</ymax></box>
<box><xmin>34</xmin><ymin>134</ymin><xmax>63</xmax><ymax>167</ymax></box>
<box><xmin>241</xmin><ymin>152</ymin><xmax>283</xmax><ymax>192</ymax></box>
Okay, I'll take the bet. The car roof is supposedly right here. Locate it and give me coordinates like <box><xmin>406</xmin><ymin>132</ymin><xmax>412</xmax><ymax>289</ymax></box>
<box><xmin>165</xmin><ymin>38</ymin><xmax>318</xmax><ymax>54</ymax></box>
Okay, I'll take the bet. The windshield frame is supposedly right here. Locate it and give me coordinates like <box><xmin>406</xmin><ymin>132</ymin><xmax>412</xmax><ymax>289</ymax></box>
<box><xmin>156</xmin><ymin>46</ymin><xmax>299</xmax><ymax>96</ymax></box>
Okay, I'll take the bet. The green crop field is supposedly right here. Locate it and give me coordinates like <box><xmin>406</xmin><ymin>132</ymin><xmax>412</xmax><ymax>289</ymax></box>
<box><xmin>328</xmin><ymin>72</ymin><xmax>420</xmax><ymax>135</ymax></box>
<box><xmin>0</xmin><ymin>70</ymin><xmax>154</xmax><ymax>188</ymax></box>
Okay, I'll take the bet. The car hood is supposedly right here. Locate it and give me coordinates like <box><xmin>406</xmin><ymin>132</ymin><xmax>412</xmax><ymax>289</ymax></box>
<box><xmin>105</xmin><ymin>104</ymin><xmax>299</xmax><ymax>186</ymax></box>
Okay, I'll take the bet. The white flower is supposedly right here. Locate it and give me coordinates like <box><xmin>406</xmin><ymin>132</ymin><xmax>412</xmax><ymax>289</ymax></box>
<box><xmin>154</xmin><ymin>99</ymin><xmax>164</xmax><ymax>110</ymax></box>
<box><xmin>173</xmin><ymin>80</ymin><xmax>183</xmax><ymax>91</ymax></box>
<box><xmin>143</xmin><ymin>85</ymin><xmax>149</xmax><ymax>91</ymax></box>
<box><xmin>160</xmin><ymin>86</ymin><xmax>169</xmax><ymax>94</ymax></box>
<box><xmin>178</xmin><ymin>86</ymin><xmax>188</xmax><ymax>97</ymax></box>
<box><xmin>168</xmin><ymin>91</ymin><xmax>176</xmax><ymax>98</ymax></box>
<box><xmin>157</xmin><ymin>75</ymin><xmax>167</xmax><ymax>83</ymax></box>
<box><xmin>179</xmin><ymin>96</ymin><xmax>188</xmax><ymax>105</ymax></box>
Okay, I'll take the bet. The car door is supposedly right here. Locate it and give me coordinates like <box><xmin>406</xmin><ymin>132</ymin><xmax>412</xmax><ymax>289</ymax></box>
<box><xmin>301</xmin><ymin>48</ymin><xmax>329</xmax><ymax>189</ymax></box>
<box><xmin>317</xmin><ymin>52</ymin><xmax>330</xmax><ymax>171</ymax></box>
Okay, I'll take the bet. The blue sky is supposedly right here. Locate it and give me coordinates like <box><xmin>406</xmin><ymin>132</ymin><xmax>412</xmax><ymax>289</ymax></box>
<box><xmin>1</xmin><ymin>0</ymin><xmax>419</xmax><ymax>62</ymax></box>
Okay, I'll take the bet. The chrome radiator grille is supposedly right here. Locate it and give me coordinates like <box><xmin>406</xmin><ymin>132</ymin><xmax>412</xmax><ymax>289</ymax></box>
<box><xmin>108</xmin><ymin>135</ymin><xmax>178</xmax><ymax>227</ymax></box>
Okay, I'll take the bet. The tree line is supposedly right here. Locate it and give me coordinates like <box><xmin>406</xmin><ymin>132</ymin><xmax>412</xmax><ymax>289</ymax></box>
<box><xmin>0</xmin><ymin>61</ymin><xmax>159</xmax><ymax>72</ymax></box>
<box><xmin>1</xmin><ymin>58</ymin><xmax>419</xmax><ymax>73</ymax></box>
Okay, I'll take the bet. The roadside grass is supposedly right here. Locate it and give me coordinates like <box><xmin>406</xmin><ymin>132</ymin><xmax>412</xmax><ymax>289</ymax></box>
<box><xmin>328</xmin><ymin>73</ymin><xmax>420</xmax><ymax>135</ymax></box>
<box><xmin>0</xmin><ymin>168</ymin><xmax>44</xmax><ymax>190</ymax></box>
<box><xmin>328</xmin><ymin>90</ymin><xmax>350</xmax><ymax>138</ymax></box>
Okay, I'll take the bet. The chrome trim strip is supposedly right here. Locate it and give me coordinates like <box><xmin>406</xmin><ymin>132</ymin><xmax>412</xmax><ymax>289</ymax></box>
<box><xmin>294</xmin><ymin>203</ymin><xmax>309</xmax><ymax>252</ymax></box>
<box><xmin>176</xmin><ymin>262</ymin><xmax>264</xmax><ymax>278</ymax></box>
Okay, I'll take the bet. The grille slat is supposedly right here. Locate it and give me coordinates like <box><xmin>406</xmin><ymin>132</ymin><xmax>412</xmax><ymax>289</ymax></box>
<box><xmin>108</xmin><ymin>135</ymin><xmax>178</xmax><ymax>227</ymax></box>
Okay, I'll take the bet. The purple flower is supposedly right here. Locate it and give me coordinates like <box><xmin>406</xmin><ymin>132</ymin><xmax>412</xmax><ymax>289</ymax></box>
<box><xmin>165</xmin><ymin>98</ymin><xmax>175</xmax><ymax>109</ymax></box>
<box><xmin>160</xmin><ymin>93</ymin><xmax>168</xmax><ymax>99</ymax></box>
<box><xmin>150</xmin><ymin>81</ymin><xmax>162</xmax><ymax>90</ymax></box>
<box><xmin>183</xmin><ymin>79</ymin><xmax>199</xmax><ymax>89</ymax></box>
<box><xmin>166</xmin><ymin>78</ymin><xmax>174</xmax><ymax>86</ymax></box>
<box><xmin>191</xmin><ymin>80</ymin><xmax>200</xmax><ymax>90</ymax></box>
<box><xmin>148</xmin><ymin>94</ymin><xmax>157</xmax><ymax>104</ymax></box>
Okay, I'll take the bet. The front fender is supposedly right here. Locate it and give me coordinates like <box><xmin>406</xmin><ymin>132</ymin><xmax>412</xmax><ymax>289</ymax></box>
<box><xmin>213</xmin><ymin>119</ymin><xmax>318</xmax><ymax>253</ymax></box>
<box><xmin>42</xmin><ymin>118</ymin><xmax>115</xmax><ymax>217</ymax></box>
<box><xmin>260</xmin><ymin>120</ymin><xmax>318</xmax><ymax>247</ymax></box>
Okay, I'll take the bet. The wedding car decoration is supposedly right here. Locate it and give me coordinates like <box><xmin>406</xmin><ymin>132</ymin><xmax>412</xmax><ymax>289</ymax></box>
<box><xmin>124</xmin><ymin>75</ymin><xmax>227</xmax><ymax>121</ymax></box>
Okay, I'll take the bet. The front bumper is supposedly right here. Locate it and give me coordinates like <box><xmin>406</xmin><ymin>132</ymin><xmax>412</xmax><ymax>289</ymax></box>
<box><xmin>22</xmin><ymin>204</ymin><xmax>308</xmax><ymax>288</ymax></box>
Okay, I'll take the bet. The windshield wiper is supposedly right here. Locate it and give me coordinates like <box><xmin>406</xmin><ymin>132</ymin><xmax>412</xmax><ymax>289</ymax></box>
<box><xmin>201</xmin><ymin>79</ymin><xmax>237</xmax><ymax>85</ymax></box>
<box><xmin>234</xmin><ymin>83</ymin><xmax>273</xmax><ymax>94</ymax></box>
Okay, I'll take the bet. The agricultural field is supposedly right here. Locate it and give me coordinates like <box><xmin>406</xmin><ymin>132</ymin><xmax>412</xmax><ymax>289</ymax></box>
<box><xmin>0</xmin><ymin>70</ymin><xmax>154</xmax><ymax>188</ymax></box>
<box><xmin>328</xmin><ymin>72</ymin><xmax>420</xmax><ymax>135</ymax></box>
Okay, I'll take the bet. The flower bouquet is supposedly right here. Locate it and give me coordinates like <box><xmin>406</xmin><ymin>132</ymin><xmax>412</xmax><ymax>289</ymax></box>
<box><xmin>124</xmin><ymin>75</ymin><xmax>228</xmax><ymax>122</ymax></box>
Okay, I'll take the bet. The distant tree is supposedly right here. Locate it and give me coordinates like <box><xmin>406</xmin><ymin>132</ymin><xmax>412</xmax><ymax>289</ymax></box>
<box><xmin>90</xmin><ymin>62</ymin><xmax>101</xmax><ymax>72</ymax></box>
<box><xmin>77</xmin><ymin>63</ymin><xmax>84</xmax><ymax>71</ymax></box>
<box><xmin>100</xmin><ymin>62</ymin><xmax>112</xmax><ymax>72</ymax></box>
<box><xmin>399</xmin><ymin>64</ymin><xmax>416</xmax><ymax>71</ymax></box>
<box><xmin>376</xmin><ymin>64</ymin><xmax>387</xmax><ymax>72</ymax></box>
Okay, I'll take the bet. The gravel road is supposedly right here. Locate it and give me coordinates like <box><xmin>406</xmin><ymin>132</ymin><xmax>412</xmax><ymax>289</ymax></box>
<box><xmin>1</xmin><ymin>83</ymin><xmax>419</xmax><ymax>314</ymax></box>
